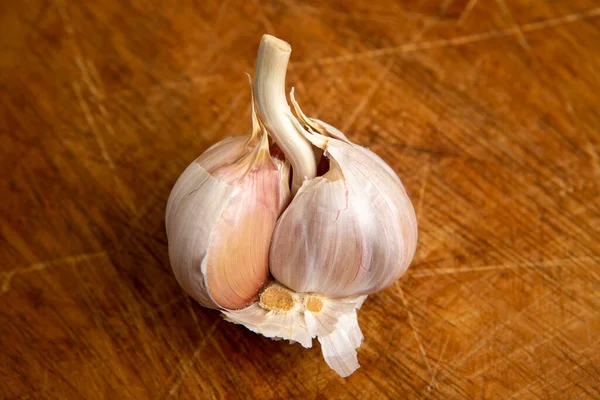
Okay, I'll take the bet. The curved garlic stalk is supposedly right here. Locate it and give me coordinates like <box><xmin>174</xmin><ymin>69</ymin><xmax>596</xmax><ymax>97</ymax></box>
<box><xmin>165</xmin><ymin>34</ymin><xmax>417</xmax><ymax>378</ymax></box>
<box><xmin>254</xmin><ymin>35</ymin><xmax>317</xmax><ymax>194</ymax></box>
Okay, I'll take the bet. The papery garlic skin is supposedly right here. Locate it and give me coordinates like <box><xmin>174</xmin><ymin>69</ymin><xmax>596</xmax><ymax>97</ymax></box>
<box><xmin>269</xmin><ymin>127</ymin><xmax>418</xmax><ymax>298</ymax></box>
<box><xmin>165</xmin><ymin>135</ymin><xmax>290</xmax><ymax>309</ymax></box>
<box><xmin>224</xmin><ymin>282</ymin><xmax>367</xmax><ymax>377</ymax></box>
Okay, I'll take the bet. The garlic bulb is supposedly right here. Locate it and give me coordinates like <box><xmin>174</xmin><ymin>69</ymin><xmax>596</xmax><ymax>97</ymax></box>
<box><xmin>165</xmin><ymin>34</ymin><xmax>418</xmax><ymax>377</ymax></box>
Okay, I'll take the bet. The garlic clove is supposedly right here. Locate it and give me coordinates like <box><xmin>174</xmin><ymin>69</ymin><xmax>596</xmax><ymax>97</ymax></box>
<box><xmin>166</xmin><ymin>133</ymin><xmax>290</xmax><ymax>309</ymax></box>
<box><xmin>166</xmin><ymin>159</ymin><xmax>239</xmax><ymax>308</ymax></box>
<box><xmin>269</xmin><ymin>99</ymin><xmax>418</xmax><ymax>298</ymax></box>
<box><xmin>206</xmin><ymin>137</ymin><xmax>288</xmax><ymax>309</ymax></box>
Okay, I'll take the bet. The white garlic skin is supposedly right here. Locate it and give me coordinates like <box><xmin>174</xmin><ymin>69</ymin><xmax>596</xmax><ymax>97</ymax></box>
<box><xmin>224</xmin><ymin>284</ymin><xmax>367</xmax><ymax>377</ymax></box>
<box><xmin>165</xmin><ymin>135</ymin><xmax>290</xmax><ymax>309</ymax></box>
<box><xmin>269</xmin><ymin>135</ymin><xmax>418</xmax><ymax>298</ymax></box>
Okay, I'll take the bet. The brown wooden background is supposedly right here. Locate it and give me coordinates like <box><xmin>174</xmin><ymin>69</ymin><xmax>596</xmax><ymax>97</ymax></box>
<box><xmin>2</xmin><ymin>0</ymin><xmax>600</xmax><ymax>398</ymax></box>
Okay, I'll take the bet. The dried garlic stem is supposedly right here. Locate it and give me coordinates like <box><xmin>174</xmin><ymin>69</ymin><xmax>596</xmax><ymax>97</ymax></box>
<box><xmin>254</xmin><ymin>34</ymin><xmax>317</xmax><ymax>194</ymax></box>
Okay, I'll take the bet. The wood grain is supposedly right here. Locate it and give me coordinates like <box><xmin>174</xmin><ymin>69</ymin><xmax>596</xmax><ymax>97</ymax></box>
<box><xmin>2</xmin><ymin>0</ymin><xmax>600</xmax><ymax>398</ymax></box>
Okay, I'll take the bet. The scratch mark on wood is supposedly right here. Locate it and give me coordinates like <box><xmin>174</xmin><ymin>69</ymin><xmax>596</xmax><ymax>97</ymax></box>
<box><xmin>139</xmin><ymin>295</ymin><xmax>186</xmax><ymax>320</ymax></box>
<box><xmin>205</xmin><ymin>87</ymin><xmax>247</xmax><ymax>140</ymax></box>
<box><xmin>313</xmin><ymin>75</ymin><xmax>344</xmax><ymax>117</ymax></box>
<box><xmin>509</xmin><ymin>345</ymin><xmax>600</xmax><ymax>399</ymax></box>
<box><xmin>466</xmin><ymin>54</ymin><xmax>488</xmax><ymax>88</ymax></box>
<box><xmin>55</xmin><ymin>0</ymin><xmax>100</xmax><ymax>98</ymax></box>
<box><xmin>58</xmin><ymin>2</ymin><xmax>116</xmax><ymax>168</ymax></box>
<box><xmin>438</xmin><ymin>290</ymin><xmax>559</xmax><ymax>386</ymax></box>
<box><xmin>411</xmin><ymin>0</ymin><xmax>454</xmax><ymax>43</ymax></box>
<box><xmin>427</xmin><ymin>335</ymin><xmax>450</xmax><ymax>393</ymax></box>
<box><xmin>495</xmin><ymin>0</ymin><xmax>530</xmax><ymax>50</ymax></box>
<box><xmin>42</xmin><ymin>369</ymin><xmax>48</xmax><ymax>393</ymax></box>
<box><xmin>282</xmin><ymin>1</ymin><xmax>440</xmax><ymax>23</ymax></box>
<box><xmin>86</xmin><ymin>58</ymin><xmax>105</xmax><ymax>98</ymax></box>
<box><xmin>573</xmin><ymin>391</ymin><xmax>591</xmax><ymax>400</ymax></box>
<box><xmin>554</xmin><ymin>353</ymin><xmax>600</xmax><ymax>395</ymax></box>
<box><xmin>207</xmin><ymin>335</ymin><xmax>230</xmax><ymax>364</ymax></box>
<box><xmin>68</xmin><ymin>262</ymin><xmax>134</xmax><ymax>397</ymax></box>
<box><xmin>167</xmin><ymin>318</ymin><xmax>221</xmax><ymax>397</ymax></box>
<box><xmin>214</xmin><ymin>0</ymin><xmax>231</xmax><ymax>31</ymax></box>
<box><xmin>567</xmin><ymin>102</ymin><xmax>600</xmax><ymax>179</ymax></box>
<box><xmin>75</xmin><ymin>56</ymin><xmax>101</xmax><ymax>98</ymax></box>
<box><xmin>73</xmin><ymin>82</ymin><xmax>116</xmax><ymax>170</ymax></box>
<box><xmin>416</xmin><ymin>158</ymin><xmax>431</xmax><ymax>222</ymax></box>
<box><xmin>185</xmin><ymin>296</ymin><xmax>204</xmax><ymax>337</ymax></box>
<box><xmin>342</xmin><ymin>59</ymin><xmax>394</xmax><ymax>132</ymax></box>
<box><xmin>1</xmin><ymin>251</ymin><xmax>107</xmax><ymax>293</ymax></box>
<box><xmin>457</xmin><ymin>0</ymin><xmax>480</xmax><ymax>25</ymax></box>
<box><xmin>397</xmin><ymin>285</ymin><xmax>433</xmax><ymax>378</ymax></box>
<box><xmin>411</xmin><ymin>19</ymin><xmax>437</xmax><ymax>43</ymax></box>
<box><xmin>444</xmin><ymin>325</ymin><xmax>506</xmax><ymax>382</ymax></box>
<box><xmin>57</xmin><ymin>0</ymin><xmax>138</xmax><ymax>214</ymax></box>
<box><xmin>97</xmin><ymin>103</ymin><xmax>116</xmax><ymax>137</ymax></box>
<box><xmin>108</xmin><ymin>74</ymin><xmax>224</xmax><ymax>101</ymax></box>
<box><xmin>523</xmin><ymin>7</ymin><xmax>600</xmax><ymax>31</ymax></box>
<box><xmin>441</xmin><ymin>0</ymin><xmax>455</xmax><ymax>12</ymax></box>
<box><xmin>466</xmin><ymin>312</ymin><xmax>587</xmax><ymax>380</ymax></box>
<box><xmin>253</xmin><ymin>0</ymin><xmax>275</xmax><ymax>34</ymax></box>
<box><xmin>295</xmin><ymin>7</ymin><xmax>600</xmax><ymax>67</ymax></box>
<box><xmin>585</xmin><ymin>317</ymin><xmax>592</xmax><ymax>344</ymax></box>
<box><xmin>74</xmin><ymin>84</ymin><xmax>138</xmax><ymax>213</ymax></box>
<box><xmin>408</xmin><ymin>255</ymin><xmax>600</xmax><ymax>278</ymax></box>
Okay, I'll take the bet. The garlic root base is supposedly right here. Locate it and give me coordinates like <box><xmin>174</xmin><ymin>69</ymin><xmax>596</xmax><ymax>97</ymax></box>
<box><xmin>223</xmin><ymin>282</ymin><xmax>367</xmax><ymax>377</ymax></box>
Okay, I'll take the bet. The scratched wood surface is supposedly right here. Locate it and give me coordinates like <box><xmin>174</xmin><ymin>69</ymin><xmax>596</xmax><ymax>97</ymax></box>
<box><xmin>2</xmin><ymin>0</ymin><xmax>600</xmax><ymax>398</ymax></box>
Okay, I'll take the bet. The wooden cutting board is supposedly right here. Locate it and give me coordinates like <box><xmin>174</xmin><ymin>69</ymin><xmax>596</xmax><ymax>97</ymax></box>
<box><xmin>2</xmin><ymin>0</ymin><xmax>599</xmax><ymax>398</ymax></box>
